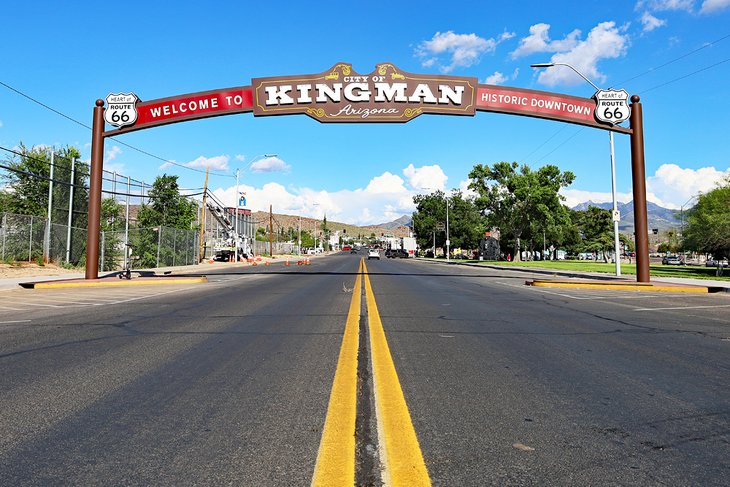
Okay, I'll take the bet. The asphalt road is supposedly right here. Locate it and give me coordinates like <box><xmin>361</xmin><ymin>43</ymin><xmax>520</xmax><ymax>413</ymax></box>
<box><xmin>1</xmin><ymin>252</ymin><xmax>729</xmax><ymax>485</ymax></box>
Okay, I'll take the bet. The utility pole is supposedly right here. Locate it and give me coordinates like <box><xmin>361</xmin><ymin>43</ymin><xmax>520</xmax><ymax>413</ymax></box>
<box><xmin>269</xmin><ymin>204</ymin><xmax>274</xmax><ymax>257</ymax></box>
<box><xmin>198</xmin><ymin>167</ymin><xmax>209</xmax><ymax>262</ymax></box>
<box><xmin>44</xmin><ymin>150</ymin><xmax>55</xmax><ymax>264</ymax></box>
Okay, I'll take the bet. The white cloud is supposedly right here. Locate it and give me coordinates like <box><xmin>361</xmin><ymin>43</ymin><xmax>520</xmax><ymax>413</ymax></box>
<box><xmin>636</xmin><ymin>0</ymin><xmax>694</xmax><ymax>12</ymax></box>
<box><xmin>458</xmin><ymin>179</ymin><xmax>478</xmax><ymax>198</ymax></box>
<box><xmin>209</xmin><ymin>167</ymin><xmax>439</xmax><ymax>225</ymax></box>
<box><xmin>365</xmin><ymin>172</ymin><xmax>407</xmax><ymax>194</ymax></box>
<box><xmin>511</xmin><ymin>23</ymin><xmax>581</xmax><ymax>59</ymax></box>
<box><xmin>0</xmin><ymin>120</ymin><xmax>4</xmax><ymax>128</ymax></box>
<box><xmin>250</xmin><ymin>156</ymin><xmax>291</xmax><ymax>173</ymax></box>
<box><xmin>403</xmin><ymin>163</ymin><xmax>448</xmax><ymax>191</ymax></box>
<box><xmin>700</xmin><ymin>0</ymin><xmax>730</xmax><ymax>13</ymax></box>
<box><xmin>105</xmin><ymin>145</ymin><xmax>122</xmax><ymax>163</ymax></box>
<box><xmin>562</xmin><ymin>163</ymin><xmax>730</xmax><ymax>209</ymax></box>
<box><xmin>184</xmin><ymin>154</ymin><xmax>230</xmax><ymax>171</ymax></box>
<box><xmin>640</xmin><ymin>11</ymin><xmax>667</xmax><ymax>31</ymax></box>
<box><xmin>484</xmin><ymin>68</ymin><xmax>520</xmax><ymax>85</ymax></box>
<box><xmin>235</xmin><ymin>154</ymin><xmax>245</xmax><ymax>161</ymax></box>
<box><xmin>485</xmin><ymin>71</ymin><xmax>508</xmax><ymax>85</ymax></box>
<box><xmin>646</xmin><ymin>163</ymin><xmax>730</xmax><ymax>208</ymax></box>
<box><xmin>534</xmin><ymin>22</ymin><xmax>629</xmax><ymax>87</ymax></box>
<box><xmin>560</xmin><ymin>188</ymin><xmax>634</xmax><ymax>208</ymax></box>
<box><xmin>415</xmin><ymin>30</ymin><xmax>512</xmax><ymax>73</ymax></box>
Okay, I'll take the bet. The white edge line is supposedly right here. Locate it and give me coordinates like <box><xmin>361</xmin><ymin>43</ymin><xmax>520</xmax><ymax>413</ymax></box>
<box><xmin>634</xmin><ymin>304</ymin><xmax>730</xmax><ymax>312</ymax></box>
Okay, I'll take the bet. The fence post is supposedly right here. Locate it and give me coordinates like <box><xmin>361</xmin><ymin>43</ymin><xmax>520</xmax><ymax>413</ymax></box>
<box><xmin>100</xmin><ymin>231</ymin><xmax>105</xmax><ymax>272</ymax></box>
<box><xmin>29</xmin><ymin>215</ymin><xmax>33</xmax><ymax>262</ymax></box>
<box><xmin>44</xmin><ymin>151</ymin><xmax>55</xmax><ymax>263</ymax></box>
<box><xmin>66</xmin><ymin>157</ymin><xmax>76</xmax><ymax>264</ymax></box>
<box><xmin>1</xmin><ymin>213</ymin><xmax>6</xmax><ymax>261</ymax></box>
<box><xmin>124</xmin><ymin>175</ymin><xmax>130</xmax><ymax>272</ymax></box>
<box><xmin>172</xmin><ymin>228</ymin><xmax>177</xmax><ymax>267</ymax></box>
<box><xmin>156</xmin><ymin>227</ymin><xmax>161</xmax><ymax>268</ymax></box>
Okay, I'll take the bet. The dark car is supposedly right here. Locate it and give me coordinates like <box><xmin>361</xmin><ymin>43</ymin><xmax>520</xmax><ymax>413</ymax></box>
<box><xmin>392</xmin><ymin>249</ymin><xmax>409</xmax><ymax>258</ymax></box>
<box><xmin>662</xmin><ymin>255</ymin><xmax>683</xmax><ymax>265</ymax></box>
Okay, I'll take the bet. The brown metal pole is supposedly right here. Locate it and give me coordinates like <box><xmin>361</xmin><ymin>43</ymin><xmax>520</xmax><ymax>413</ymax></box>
<box><xmin>629</xmin><ymin>95</ymin><xmax>650</xmax><ymax>283</ymax></box>
<box><xmin>85</xmin><ymin>99</ymin><xmax>105</xmax><ymax>279</ymax></box>
<box><xmin>269</xmin><ymin>204</ymin><xmax>273</xmax><ymax>257</ymax></box>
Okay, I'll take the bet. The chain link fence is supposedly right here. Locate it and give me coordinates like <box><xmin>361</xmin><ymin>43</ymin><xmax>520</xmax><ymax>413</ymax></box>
<box><xmin>0</xmin><ymin>212</ymin><xmax>87</xmax><ymax>264</ymax></box>
<box><xmin>1</xmin><ymin>211</ymin><xmax>199</xmax><ymax>271</ymax></box>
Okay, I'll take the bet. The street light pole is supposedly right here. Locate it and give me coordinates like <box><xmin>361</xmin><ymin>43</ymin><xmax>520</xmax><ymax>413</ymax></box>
<box><xmin>532</xmin><ymin>62</ymin><xmax>622</xmax><ymax>276</ymax></box>
<box><xmin>679</xmin><ymin>194</ymin><xmax>698</xmax><ymax>237</ymax></box>
<box><xmin>235</xmin><ymin>167</ymin><xmax>240</xmax><ymax>263</ymax></box>
<box><xmin>233</xmin><ymin>153</ymin><xmax>277</xmax><ymax>262</ymax></box>
<box><xmin>312</xmin><ymin>203</ymin><xmax>320</xmax><ymax>253</ymax></box>
<box><xmin>446</xmin><ymin>193</ymin><xmax>450</xmax><ymax>262</ymax></box>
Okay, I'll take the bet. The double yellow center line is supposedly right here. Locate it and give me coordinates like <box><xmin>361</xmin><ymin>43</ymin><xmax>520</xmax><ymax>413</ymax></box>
<box><xmin>311</xmin><ymin>259</ymin><xmax>431</xmax><ymax>486</ymax></box>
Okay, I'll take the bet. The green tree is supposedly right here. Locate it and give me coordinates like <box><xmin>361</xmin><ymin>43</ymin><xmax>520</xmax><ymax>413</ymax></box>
<box><xmin>572</xmin><ymin>206</ymin><xmax>614</xmax><ymax>262</ymax></box>
<box><xmin>100</xmin><ymin>197</ymin><xmax>125</xmax><ymax>270</ymax></box>
<box><xmin>468</xmin><ymin>162</ymin><xmax>575</xmax><ymax>261</ymax></box>
<box><xmin>320</xmin><ymin>215</ymin><xmax>330</xmax><ymax>251</ymax></box>
<box><xmin>412</xmin><ymin>190</ymin><xmax>483</xmax><ymax>256</ymax></box>
<box><xmin>134</xmin><ymin>175</ymin><xmax>198</xmax><ymax>268</ymax></box>
<box><xmin>0</xmin><ymin>144</ymin><xmax>88</xmax><ymax>222</ymax></box>
<box><xmin>137</xmin><ymin>175</ymin><xmax>197</xmax><ymax>229</ymax></box>
<box><xmin>682</xmin><ymin>180</ymin><xmax>730</xmax><ymax>260</ymax></box>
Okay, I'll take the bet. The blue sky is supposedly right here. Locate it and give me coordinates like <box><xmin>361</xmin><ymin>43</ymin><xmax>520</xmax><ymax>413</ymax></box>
<box><xmin>2</xmin><ymin>0</ymin><xmax>729</xmax><ymax>224</ymax></box>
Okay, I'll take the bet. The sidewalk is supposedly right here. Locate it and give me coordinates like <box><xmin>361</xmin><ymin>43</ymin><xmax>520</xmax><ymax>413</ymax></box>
<box><xmin>417</xmin><ymin>258</ymin><xmax>730</xmax><ymax>293</ymax></box>
<box><xmin>0</xmin><ymin>254</ymin><xmax>313</xmax><ymax>290</ymax></box>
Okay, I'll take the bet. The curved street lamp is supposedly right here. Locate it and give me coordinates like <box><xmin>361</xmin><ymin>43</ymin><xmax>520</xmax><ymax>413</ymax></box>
<box><xmin>531</xmin><ymin>62</ymin><xmax>622</xmax><ymax>276</ymax></box>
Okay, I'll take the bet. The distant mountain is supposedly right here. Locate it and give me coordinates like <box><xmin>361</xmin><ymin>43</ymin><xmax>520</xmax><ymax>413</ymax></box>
<box><xmin>378</xmin><ymin>215</ymin><xmax>413</xmax><ymax>230</ymax></box>
<box><xmin>571</xmin><ymin>200</ymin><xmax>682</xmax><ymax>232</ymax></box>
<box><xmin>250</xmin><ymin>212</ymin><xmax>411</xmax><ymax>238</ymax></box>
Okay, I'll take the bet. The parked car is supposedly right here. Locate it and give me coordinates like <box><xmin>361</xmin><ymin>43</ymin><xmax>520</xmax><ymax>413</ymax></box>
<box><xmin>367</xmin><ymin>248</ymin><xmax>380</xmax><ymax>260</ymax></box>
<box><xmin>662</xmin><ymin>255</ymin><xmax>683</xmax><ymax>265</ymax></box>
<box><xmin>706</xmin><ymin>257</ymin><xmax>729</xmax><ymax>267</ymax></box>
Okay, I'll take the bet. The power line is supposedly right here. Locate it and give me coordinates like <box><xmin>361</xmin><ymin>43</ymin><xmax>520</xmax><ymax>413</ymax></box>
<box><xmin>615</xmin><ymin>32</ymin><xmax>730</xmax><ymax>87</ymax></box>
<box><xmin>639</xmin><ymin>56</ymin><xmax>730</xmax><ymax>95</ymax></box>
<box><xmin>533</xmin><ymin>127</ymin><xmax>585</xmax><ymax>165</ymax></box>
<box><xmin>0</xmin><ymin>80</ymin><xmax>233</xmax><ymax>177</ymax></box>
<box><xmin>519</xmin><ymin>126</ymin><xmax>568</xmax><ymax>165</ymax></box>
<box><xmin>518</xmin><ymin>33</ymin><xmax>730</xmax><ymax>170</ymax></box>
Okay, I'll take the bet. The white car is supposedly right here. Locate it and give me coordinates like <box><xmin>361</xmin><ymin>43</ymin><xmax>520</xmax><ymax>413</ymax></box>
<box><xmin>367</xmin><ymin>248</ymin><xmax>380</xmax><ymax>260</ymax></box>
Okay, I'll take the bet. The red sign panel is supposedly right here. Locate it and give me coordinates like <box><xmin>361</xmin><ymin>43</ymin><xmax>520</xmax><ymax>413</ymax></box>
<box><xmin>104</xmin><ymin>87</ymin><xmax>253</xmax><ymax>135</ymax></box>
<box><xmin>476</xmin><ymin>85</ymin><xmax>631</xmax><ymax>133</ymax></box>
<box><xmin>101</xmin><ymin>67</ymin><xmax>631</xmax><ymax>135</ymax></box>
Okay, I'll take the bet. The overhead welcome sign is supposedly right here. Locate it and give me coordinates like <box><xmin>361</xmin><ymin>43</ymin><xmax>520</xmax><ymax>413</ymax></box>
<box><xmin>89</xmin><ymin>62</ymin><xmax>650</xmax><ymax>284</ymax></box>
<box><xmin>252</xmin><ymin>62</ymin><xmax>476</xmax><ymax>122</ymax></box>
<box><xmin>102</xmin><ymin>62</ymin><xmax>630</xmax><ymax>135</ymax></box>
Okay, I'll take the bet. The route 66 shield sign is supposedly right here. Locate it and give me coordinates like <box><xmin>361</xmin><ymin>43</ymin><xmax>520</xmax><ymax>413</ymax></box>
<box><xmin>593</xmin><ymin>89</ymin><xmax>630</xmax><ymax>125</ymax></box>
<box><xmin>104</xmin><ymin>93</ymin><xmax>139</xmax><ymax>127</ymax></box>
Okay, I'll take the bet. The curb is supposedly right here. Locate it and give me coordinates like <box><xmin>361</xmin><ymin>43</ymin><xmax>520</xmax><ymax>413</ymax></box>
<box><xmin>21</xmin><ymin>276</ymin><xmax>208</xmax><ymax>289</ymax></box>
<box><xmin>527</xmin><ymin>279</ymin><xmax>712</xmax><ymax>293</ymax></box>
<box><xmin>414</xmin><ymin>257</ymin><xmax>730</xmax><ymax>293</ymax></box>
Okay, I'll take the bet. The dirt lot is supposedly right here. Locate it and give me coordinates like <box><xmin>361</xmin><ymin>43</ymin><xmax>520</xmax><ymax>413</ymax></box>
<box><xmin>0</xmin><ymin>263</ymin><xmax>80</xmax><ymax>279</ymax></box>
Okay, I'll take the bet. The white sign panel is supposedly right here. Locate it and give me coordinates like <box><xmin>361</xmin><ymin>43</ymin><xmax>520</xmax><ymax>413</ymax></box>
<box><xmin>593</xmin><ymin>89</ymin><xmax>630</xmax><ymax>125</ymax></box>
<box><xmin>612</xmin><ymin>209</ymin><xmax>621</xmax><ymax>222</ymax></box>
<box><xmin>105</xmin><ymin>93</ymin><xmax>139</xmax><ymax>128</ymax></box>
